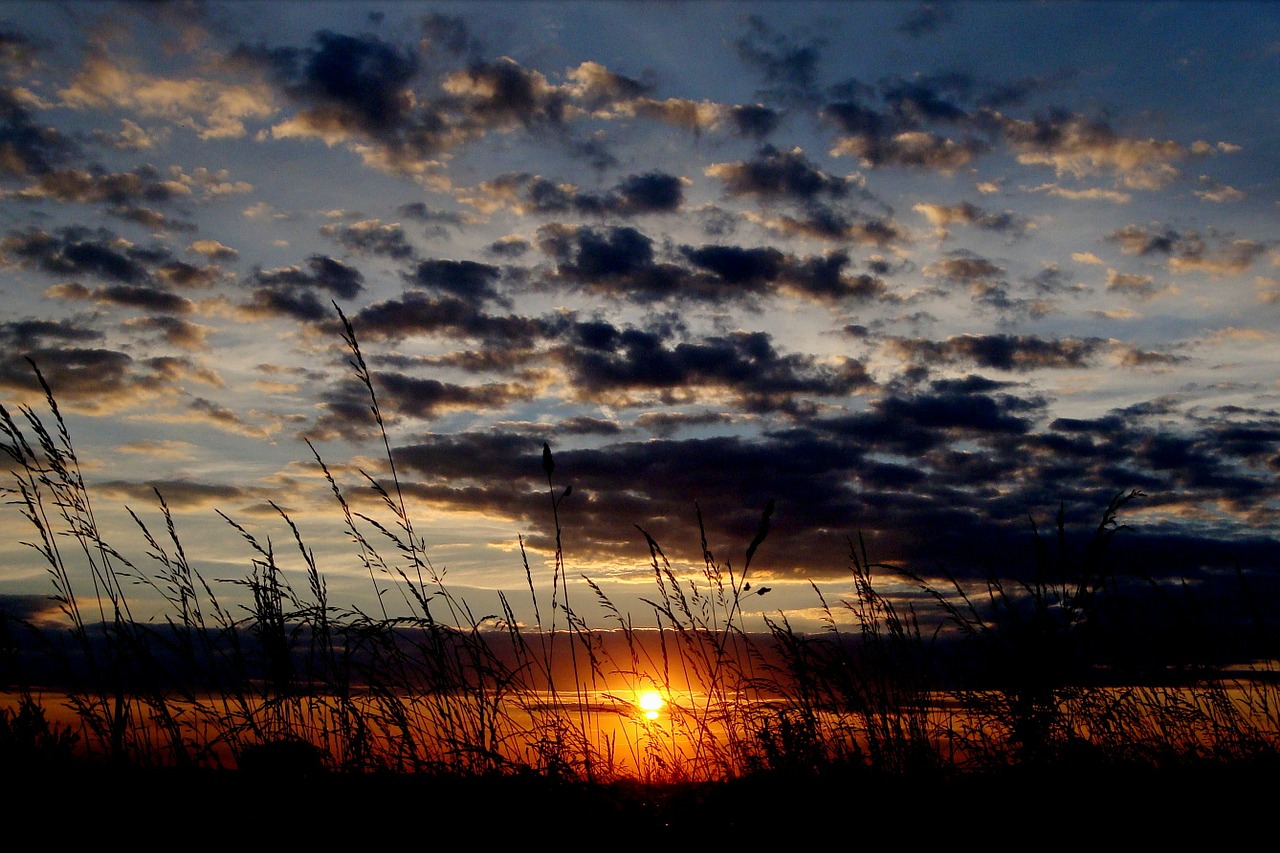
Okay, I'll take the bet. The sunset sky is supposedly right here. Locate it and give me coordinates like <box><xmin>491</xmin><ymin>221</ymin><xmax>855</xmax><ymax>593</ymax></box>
<box><xmin>1</xmin><ymin>1</ymin><xmax>1278</xmax><ymax>632</ymax></box>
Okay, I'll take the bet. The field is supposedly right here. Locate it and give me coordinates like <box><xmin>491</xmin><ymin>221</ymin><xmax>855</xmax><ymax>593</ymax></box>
<box><xmin>4</xmin><ymin>310</ymin><xmax>1279</xmax><ymax>838</ymax></box>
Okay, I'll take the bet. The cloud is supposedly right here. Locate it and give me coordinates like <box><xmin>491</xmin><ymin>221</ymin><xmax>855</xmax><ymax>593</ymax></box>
<box><xmin>1107</xmin><ymin>224</ymin><xmax>1184</xmax><ymax>256</ymax></box>
<box><xmin>887</xmin><ymin>333</ymin><xmax>1106</xmax><ymax>371</ymax></box>
<box><xmin>95</xmin><ymin>479</ymin><xmax>251</xmax><ymax>510</ymax></box>
<box><xmin>243</xmin><ymin>254</ymin><xmax>364</xmax><ymax>320</ymax></box>
<box><xmin>60</xmin><ymin>40</ymin><xmax>275</xmax><ymax>139</ymax></box>
<box><xmin>419</xmin><ymin>13</ymin><xmax>482</xmax><ymax>59</ymax></box>
<box><xmin>470</xmin><ymin>170</ymin><xmax>686</xmax><ymax>217</ymax></box>
<box><xmin>1108</xmin><ymin>225</ymin><xmax>1267</xmax><ymax>275</ymax></box>
<box><xmin>831</xmin><ymin>130</ymin><xmax>987</xmax><ymax>171</ymax></box>
<box><xmin>728</xmin><ymin>104</ymin><xmax>782</xmax><ymax>139</ymax></box>
<box><xmin>1169</xmin><ymin>240</ymin><xmax>1267</xmax><ymax>277</ymax></box>
<box><xmin>397</xmin><ymin>201</ymin><xmax>472</xmax><ymax>235</ymax></box>
<box><xmin>634</xmin><ymin>410</ymin><xmax>735</xmax><ymax>438</ymax></box>
<box><xmin>1</xmin><ymin>225</ymin><xmax>168</xmax><ymax>285</ymax></box>
<box><xmin>733</xmin><ymin>15</ymin><xmax>826</xmax><ymax>105</ymax></box>
<box><xmin>913</xmin><ymin>201</ymin><xmax>1033</xmax><ymax>239</ymax></box>
<box><xmin>1194</xmin><ymin>178</ymin><xmax>1245</xmax><ymax>203</ymax></box>
<box><xmin>1115</xmin><ymin>346</ymin><xmax>1187</xmax><ymax>369</ymax></box>
<box><xmin>8</xmin><ymin>164</ymin><xmax>191</xmax><ymax>205</ymax></box>
<box><xmin>744</xmin><ymin>206</ymin><xmax>907</xmax><ymax>247</ymax></box>
<box><xmin>707</xmin><ymin>146</ymin><xmax>853</xmax><ymax>200</ymax></box>
<box><xmin>124</xmin><ymin>315</ymin><xmax>213</xmax><ymax>350</ymax></box>
<box><xmin>188</xmin><ymin>239</ymin><xmax>239</xmax><ymax>261</ymax></box>
<box><xmin>402</xmin><ymin>258</ymin><xmax>505</xmax><ymax>306</ymax></box>
<box><xmin>260</xmin><ymin>30</ymin><xmax>419</xmax><ymax>135</ymax></box>
<box><xmin>0</xmin><ymin>317</ymin><xmax>102</xmax><ymax>351</ymax></box>
<box><xmin>1000</xmin><ymin>112</ymin><xmax>1187</xmax><ymax>189</ymax></box>
<box><xmin>682</xmin><ymin>244</ymin><xmax>890</xmax><ymax>303</ymax></box>
<box><xmin>537</xmin><ymin>224</ymin><xmax>681</xmax><ymax>301</ymax></box>
<box><xmin>442</xmin><ymin>57</ymin><xmax>568</xmax><ymax>129</ymax></box>
<box><xmin>924</xmin><ymin>253</ymin><xmax>1004</xmax><ymax>290</ymax></box>
<box><xmin>1106</xmin><ymin>268</ymin><xmax>1163</xmax><ymax>299</ymax></box>
<box><xmin>897</xmin><ymin>2</ymin><xmax>957</xmax><ymax>38</ymax></box>
<box><xmin>0</xmin><ymin>346</ymin><xmax>164</xmax><ymax>412</ymax></box>
<box><xmin>88</xmin><ymin>118</ymin><xmax>163</xmax><ymax>151</ymax></box>
<box><xmin>375</xmin><ymin>372</ymin><xmax>537</xmax><ymax>420</ymax></box>
<box><xmin>251</xmin><ymin>255</ymin><xmax>363</xmax><ymax>296</ymax></box>
<box><xmin>553</xmin><ymin>321</ymin><xmax>874</xmax><ymax>414</ymax></box>
<box><xmin>564</xmin><ymin>60</ymin><xmax>650</xmax><ymax>110</ymax></box>
<box><xmin>0</xmin><ymin>78</ymin><xmax>80</xmax><ymax>179</ymax></box>
<box><xmin>1032</xmin><ymin>183</ymin><xmax>1133</xmax><ymax>204</ymax></box>
<box><xmin>304</xmin><ymin>370</ymin><xmax>538</xmax><ymax>437</ymax></box>
<box><xmin>345</xmin><ymin>290</ymin><xmax>547</xmax><ymax>347</ymax></box>
<box><xmin>321</xmin><ymin>219</ymin><xmax>416</xmax><ymax>259</ymax></box>
<box><xmin>46</xmin><ymin>281</ymin><xmax>196</xmax><ymax>314</ymax></box>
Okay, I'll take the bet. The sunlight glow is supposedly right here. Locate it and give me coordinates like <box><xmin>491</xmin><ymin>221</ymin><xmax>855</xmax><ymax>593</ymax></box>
<box><xmin>637</xmin><ymin>689</ymin><xmax>665</xmax><ymax>720</ymax></box>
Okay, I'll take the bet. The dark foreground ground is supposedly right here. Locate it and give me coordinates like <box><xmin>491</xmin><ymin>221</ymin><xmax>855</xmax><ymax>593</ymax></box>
<box><xmin>8</xmin><ymin>758</ymin><xmax>1274</xmax><ymax>844</ymax></box>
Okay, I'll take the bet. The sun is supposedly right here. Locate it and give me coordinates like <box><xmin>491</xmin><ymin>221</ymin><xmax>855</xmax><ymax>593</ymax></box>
<box><xmin>636</xmin><ymin>689</ymin><xmax>665</xmax><ymax>720</ymax></box>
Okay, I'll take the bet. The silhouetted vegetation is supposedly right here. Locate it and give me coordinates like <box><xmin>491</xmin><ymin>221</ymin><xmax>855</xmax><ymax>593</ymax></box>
<box><xmin>2</xmin><ymin>308</ymin><xmax>1278</xmax><ymax>830</ymax></box>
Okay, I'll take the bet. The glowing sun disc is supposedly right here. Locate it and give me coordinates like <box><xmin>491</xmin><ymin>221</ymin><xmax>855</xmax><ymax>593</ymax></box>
<box><xmin>637</xmin><ymin>690</ymin><xmax>664</xmax><ymax>719</ymax></box>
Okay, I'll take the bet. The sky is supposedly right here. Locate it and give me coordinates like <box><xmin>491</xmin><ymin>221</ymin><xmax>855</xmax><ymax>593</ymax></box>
<box><xmin>1</xmin><ymin>0</ymin><xmax>1278</xmax><ymax>634</ymax></box>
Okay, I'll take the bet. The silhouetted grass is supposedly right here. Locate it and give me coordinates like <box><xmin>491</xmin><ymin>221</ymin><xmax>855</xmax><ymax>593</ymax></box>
<box><xmin>3</xmin><ymin>305</ymin><xmax>1279</xmax><ymax>822</ymax></box>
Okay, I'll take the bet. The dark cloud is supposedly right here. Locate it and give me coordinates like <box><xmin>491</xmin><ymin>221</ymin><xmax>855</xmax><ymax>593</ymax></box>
<box><xmin>420</xmin><ymin>13</ymin><xmax>481</xmax><ymax>58</ymax></box>
<box><xmin>538</xmin><ymin>224</ymin><xmax>681</xmax><ymax>301</ymax></box>
<box><xmin>397</xmin><ymin>202</ymin><xmax>469</xmax><ymax>236</ymax></box>
<box><xmin>369</xmin><ymin>382</ymin><xmax>1280</xmax><ymax>590</ymax></box>
<box><xmin>728</xmin><ymin>104</ymin><xmax>782</xmax><ymax>139</ymax></box>
<box><xmin>0</xmin><ymin>79</ymin><xmax>79</xmax><ymax>179</ymax></box>
<box><xmin>375</xmin><ymin>371</ymin><xmax>535</xmax><ymax>420</ymax></box>
<box><xmin>708</xmin><ymin>145</ymin><xmax>852</xmax><ymax>200</ymax></box>
<box><xmin>48</xmin><ymin>282</ymin><xmax>195</xmax><ymax>314</ymax></box>
<box><xmin>403</xmin><ymin>258</ymin><xmax>504</xmax><ymax>306</ymax></box>
<box><xmin>1107</xmin><ymin>225</ymin><xmax>1266</xmax><ymax>275</ymax></box>
<box><xmin>486</xmin><ymin>236</ymin><xmax>529</xmax><ymax>258</ymax></box>
<box><xmin>751</xmin><ymin>205</ymin><xmax>907</xmax><ymax>247</ymax></box>
<box><xmin>346</xmin><ymin>290</ymin><xmax>546</xmax><ymax>347</ymax></box>
<box><xmin>554</xmin><ymin>321</ymin><xmax>874</xmax><ymax>414</ymax></box>
<box><xmin>1107</xmin><ymin>224</ymin><xmax>1184</xmax><ymax>256</ymax></box>
<box><xmin>155</xmin><ymin>261</ymin><xmax>223</xmax><ymax>289</ymax></box>
<box><xmin>125</xmin><ymin>316</ymin><xmax>211</xmax><ymax>350</ymax></box>
<box><xmin>925</xmin><ymin>252</ymin><xmax>1004</xmax><ymax>288</ymax></box>
<box><xmin>251</xmin><ymin>255</ymin><xmax>363</xmax><ymax>297</ymax></box>
<box><xmin>734</xmin><ymin>15</ymin><xmax>826</xmax><ymax>105</ymax></box>
<box><xmin>879</xmin><ymin>73</ymin><xmax>972</xmax><ymax>125</ymax></box>
<box><xmin>12</xmin><ymin>165</ymin><xmax>189</xmax><ymax>206</ymax></box>
<box><xmin>1121</xmin><ymin>348</ymin><xmax>1187</xmax><ymax>366</ymax></box>
<box><xmin>2</xmin><ymin>225</ymin><xmax>165</xmax><ymax>285</ymax></box>
<box><xmin>897</xmin><ymin>2</ymin><xmax>957</xmax><ymax>37</ymax></box>
<box><xmin>321</xmin><ymin>219</ymin><xmax>416</xmax><ymax>259</ymax></box>
<box><xmin>242</xmin><ymin>255</ymin><xmax>363</xmax><ymax>321</ymax></box>
<box><xmin>915</xmin><ymin>201</ymin><xmax>1033</xmax><ymax>238</ymax></box>
<box><xmin>0</xmin><ymin>346</ymin><xmax>136</xmax><ymax>404</ymax></box>
<box><xmin>0</xmin><ymin>317</ymin><xmax>102</xmax><ymax>351</ymax></box>
<box><xmin>680</xmin><ymin>245</ymin><xmax>888</xmax><ymax>303</ymax></box>
<box><xmin>480</xmin><ymin>171</ymin><xmax>685</xmax><ymax>217</ymax></box>
<box><xmin>448</xmin><ymin>57</ymin><xmax>569</xmax><ymax>129</ymax></box>
<box><xmin>108</xmin><ymin>205</ymin><xmax>196</xmax><ymax>232</ymax></box>
<box><xmin>264</xmin><ymin>30</ymin><xmax>419</xmax><ymax>134</ymax></box>
<box><xmin>96</xmin><ymin>479</ymin><xmax>249</xmax><ymax>509</ymax></box>
<box><xmin>307</xmin><ymin>368</ymin><xmax>533</xmax><ymax>438</ymax></box>
<box><xmin>779</xmin><ymin>251</ymin><xmax>889</xmax><ymax>302</ymax></box>
<box><xmin>999</xmin><ymin>111</ymin><xmax>1187</xmax><ymax>188</ymax></box>
<box><xmin>682</xmin><ymin>244</ymin><xmax>784</xmax><ymax>288</ymax></box>
<box><xmin>634</xmin><ymin>410</ymin><xmax>735</xmax><ymax>438</ymax></box>
<box><xmin>832</xmin><ymin>129</ymin><xmax>988</xmax><ymax>171</ymax></box>
<box><xmin>888</xmin><ymin>333</ymin><xmax>1106</xmax><ymax>371</ymax></box>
